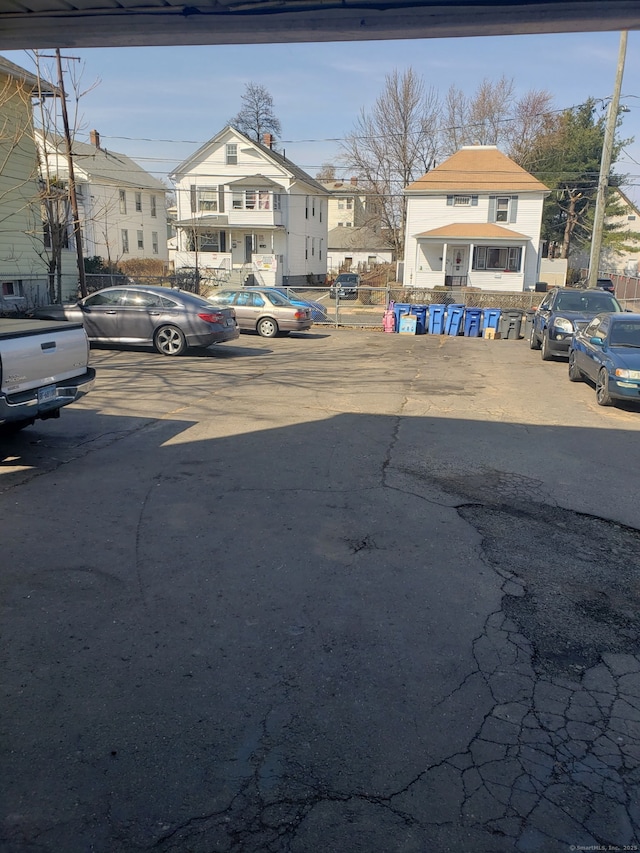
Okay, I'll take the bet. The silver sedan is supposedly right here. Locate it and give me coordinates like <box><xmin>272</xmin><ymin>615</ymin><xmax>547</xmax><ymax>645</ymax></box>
<box><xmin>34</xmin><ymin>285</ymin><xmax>239</xmax><ymax>356</ymax></box>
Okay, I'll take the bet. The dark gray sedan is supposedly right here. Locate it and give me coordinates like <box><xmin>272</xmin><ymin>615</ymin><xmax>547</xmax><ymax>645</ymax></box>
<box><xmin>33</xmin><ymin>285</ymin><xmax>239</xmax><ymax>356</ymax></box>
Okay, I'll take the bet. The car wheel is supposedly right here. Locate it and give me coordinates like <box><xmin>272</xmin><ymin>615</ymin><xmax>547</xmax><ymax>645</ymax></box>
<box><xmin>596</xmin><ymin>368</ymin><xmax>614</xmax><ymax>407</ymax></box>
<box><xmin>541</xmin><ymin>331</ymin><xmax>554</xmax><ymax>361</ymax></box>
<box><xmin>529</xmin><ymin>325</ymin><xmax>541</xmax><ymax>350</ymax></box>
<box><xmin>257</xmin><ymin>317</ymin><xmax>279</xmax><ymax>338</ymax></box>
<box><xmin>154</xmin><ymin>325</ymin><xmax>187</xmax><ymax>356</ymax></box>
<box><xmin>568</xmin><ymin>351</ymin><xmax>583</xmax><ymax>382</ymax></box>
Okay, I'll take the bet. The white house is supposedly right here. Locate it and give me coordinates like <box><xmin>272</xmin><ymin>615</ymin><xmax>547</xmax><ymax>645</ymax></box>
<box><xmin>601</xmin><ymin>188</ymin><xmax>640</xmax><ymax>276</ymax></box>
<box><xmin>38</xmin><ymin>129</ymin><xmax>169</xmax><ymax>267</ymax></box>
<box><xmin>403</xmin><ymin>146</ymin><xmax>549</xmax><ymax>292</ymax></box>
<box><xmin>170</xmin><ymin>126</ymin><xmax>329</xmax><ymax>287</ymax></box>
<box><xmin>0</xmin><ymin>56</ymin><xmax>74</xmax><ymax>307</ymax></box>
<box><xmin>327</xmin><ymin>226</ymin><xmax>394</xmax><ymax>275</ymax></box>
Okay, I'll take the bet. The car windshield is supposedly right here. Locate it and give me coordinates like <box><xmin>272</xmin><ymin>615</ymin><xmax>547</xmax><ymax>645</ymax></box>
<box><xmin>609</xmin><ymin>321</ymin><xmax>640</xmax><ymax>347</ymax></box>
<box><xmin>555</xmin><ymin>292</ymin><xmax>622</xmax><ymax>313</ymax></box>
<box><xmin>337</xmin><ymin>275</ymin><xmax>358</xmax><ymax>284</ymax></box>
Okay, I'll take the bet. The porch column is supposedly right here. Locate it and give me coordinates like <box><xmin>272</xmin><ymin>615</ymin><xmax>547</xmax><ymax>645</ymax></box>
<box><xmin>468</xmin><ymin>243</ymin><xmax>474</xmax><ymax>286</ymax></box>
<box><xmin>442</xmin><ymin>242</ymin><xmax>448</xmax><ymax>286</ymax></box>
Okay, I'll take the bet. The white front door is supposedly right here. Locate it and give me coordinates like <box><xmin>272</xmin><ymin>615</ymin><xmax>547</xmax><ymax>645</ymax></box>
<box><xmin>446</xmin><ymin>245</ymin><xmax>468</xmax><ymax>275</ymax></box>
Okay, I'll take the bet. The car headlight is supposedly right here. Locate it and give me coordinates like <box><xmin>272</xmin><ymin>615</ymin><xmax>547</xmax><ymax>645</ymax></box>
<box><xmin>615</xmin><ymin>369</ymin><xmax>640</xmax><ymax>380</ymax></box>
<box><xmin>553</xmin><ymin>317</ymin><xmax>574</xmax><ymax>333</ymax></box>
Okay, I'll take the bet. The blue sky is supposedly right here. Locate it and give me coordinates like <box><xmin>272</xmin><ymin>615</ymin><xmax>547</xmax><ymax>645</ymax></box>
<box><xmin>4</xmin><ymin>29</ymin><xmax>640</xmax><ymax>204</ymax></box>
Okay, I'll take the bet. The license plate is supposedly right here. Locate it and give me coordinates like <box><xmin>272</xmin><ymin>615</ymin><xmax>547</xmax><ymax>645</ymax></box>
<box><xmin>38</xmin><ymin>384</ymin><xmax>56</xmax><ymax>403</ymax></box>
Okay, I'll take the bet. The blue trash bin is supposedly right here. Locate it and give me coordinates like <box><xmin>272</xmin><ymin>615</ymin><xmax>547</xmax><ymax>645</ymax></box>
<box><xmin>393</xmin><ymin>303</ymin><xmax>411</xmax><ymax>333</ymax></box>
<box><xmin>410</xmin><ymin>304</ymin><xmax>428</xmax><ymax>335</ymax></box>
<box><xmin>428</xmin><ymin>304</ymin><xmax>446</xmax><ymax>334</ymax></box>
<box><xmin>464</xmin><ymin>308</ymin><xmax>483</xmax><ymax>337</ymax></box>
<box><xmin>482</xmin><ymin>308</ymin><xmax>502</xmax><ymax>332</ymax></box>
<box><xmin>445</xmin><ymin>305</ymin><xmax>465</xmax><ymax>336</ymax></box>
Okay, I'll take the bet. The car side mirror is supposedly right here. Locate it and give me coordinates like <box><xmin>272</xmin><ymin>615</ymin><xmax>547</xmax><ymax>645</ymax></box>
<box><xmin>590</xmin><ymin>336</ymin><xmax>604</xmax><ymax>346</ymax></box>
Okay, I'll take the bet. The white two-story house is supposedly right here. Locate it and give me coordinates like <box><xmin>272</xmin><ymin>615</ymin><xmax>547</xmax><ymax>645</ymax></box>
<box><xmin>170</xmin><ymin>126</ymin><xmax>329</xmax><ymax>287</ymax></box>
<box><xmin>37</xmin><ymin>129</ymin><xmax>170</xmax><ymax>267</ymax></box>
<box><xmin>403</xmin><ymin>146</ymin><xmax>549</xmax><ymax>291</ymax></box>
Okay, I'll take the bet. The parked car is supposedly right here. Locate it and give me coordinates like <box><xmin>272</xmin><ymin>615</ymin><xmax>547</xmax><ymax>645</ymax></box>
<box><xmin>33</xmin><ymin>285</ymin><xmax>239</xmax><ymax>356</ymax></box>
<box><xmin>329</xmin><ymin>273</ymin><xmax>360</xmax><ymax>300</ymax></box>
<box><xmin>529</xmin><ymin>287</ymin><xmax>624</xmax><ymax>360</ymax></box>
<box><xmin>569</xmin><ymin>313</ymin><xmax>640</xmax><ymax>406</ymax></box>
<box><xmin>265</xmin><ymin>287</ymin><xmax>328</xmax><ymax>322</ymax></box>
<box><xmin>596</xmin><ymin>278</ymin><xmax>616</xmax><ymax>294</ymax></box>
<box><xmin>207</xmin><ymin>288</ymin><xmax>313</xmax><ymax>337</ymax></box>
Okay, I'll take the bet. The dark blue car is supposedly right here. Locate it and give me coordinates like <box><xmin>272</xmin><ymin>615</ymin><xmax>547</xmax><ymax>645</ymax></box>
<box><xmin>530</xmin><ymin>287</ymin><xmax>624</xmax><ymax>360</ymax></box>
<box><xmin>568</xmin><ymin>313</ymin><xmax>640</xmax><ymax>406</ymax></box>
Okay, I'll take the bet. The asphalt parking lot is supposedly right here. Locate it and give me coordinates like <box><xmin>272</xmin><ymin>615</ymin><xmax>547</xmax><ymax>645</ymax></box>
<box><xmin>2</xmin><ymin>329</ymin><xmax>640</xmax><ymax>853</ymax></box>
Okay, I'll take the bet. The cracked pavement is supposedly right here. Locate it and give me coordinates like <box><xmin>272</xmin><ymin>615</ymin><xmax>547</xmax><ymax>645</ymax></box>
<box><xmin>1</xmin><ymin>330</ymin><xmax>640</xmax><ymax>852</ymax></box>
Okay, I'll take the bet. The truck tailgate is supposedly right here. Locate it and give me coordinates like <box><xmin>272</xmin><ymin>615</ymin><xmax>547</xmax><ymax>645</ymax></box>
<box><xmin>0</xmin><ymin>320</ymin><xmax>89</xmax><ymax>396</ymax></box>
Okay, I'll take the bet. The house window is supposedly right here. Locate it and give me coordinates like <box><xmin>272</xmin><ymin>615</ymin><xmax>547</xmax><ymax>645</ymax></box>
<box><xmin>628</xmin><ymin>214</ymin><xmax>637</xmax><ymax>221</ymax></box>
<box><xmin>319</xmin><ymin>201</ymin><xmax>322</xmax><ymax>222</ymax></box>
<box><xmin>122</xmin><ymin>229</ymin><xmax>129</xmax><ymax>253</ymax></box>
<box><xmin>273</xmin><ymin>194</ymin><xmax>281</xmax><ymax>211</ymax></box>
<box><xmin>311</xmin><ymin>237</ymin><xmax>315</xmax><ymax>257</ymax></box>
<box><xmin>319</xmin><ymin>239</ymin><xmax>323</xmax><ymax>261</ymax></box>
<box><xmin>119</xmin><ymin>190</ymin><xmax>127</xmax><ymax>214</ymax></box>
<box><xmin>305</xmin><ymin>196</ymin><xmax>309</xmax><ymax>219</ymax></box>
<box><xmin>496</xmin><ymin>197</ymin><xmax>510</xmax><ymax>222</ymax></box>
<box><xmin>152</xmin><ymin>232</ymin><xmax>159</xmax><ymax>254</ymax></box>
<box><xmin>135</xmin><ymin>192</ymin><xmax>142</xmax><ymax>212</ymax></box>
<box><xmin>472</xmin><ymin>245</ymin><xmax>522</xmax><ymax>272</ymax></box>
<box><xmin>2</xmin><ymin>281</ymin><xmax>24</xmax><ymax>296</ymax></box>
<box><xmin>454</xmin><ymin>196</ymin><xmax>471</xmax><ymax>206</ymax></box>
<box><xmin>151</xmin><ymin>195</ymin><xmax>157</xmax><ymax>218</ymax></box>
<box><xmin>312</xmin><ymin>197</ymin><xmax>316</xmax><ymax>217</ymax></box>
<box><xmin>226</xmin><ymin>144</ymin><xmax>237</xmax><ymax>165</ymax></box>
<box><xmin>200</xmin><ymin>231</ymin><xmax>221</xmax><ymax>252</ymax></box>
<box><xmin>368</xmin><ymin>255</ymin><xmax>376</xmax><ymax>266</ymax></box>
<box><xmin>258</xmin><ymin>191</ymin><xmax>270</xmax><ymax>210</ymax></box>
<box><xmin>232</xmin><ymin>190</ymin><xmax>273</xmax><ymax>210</ymax></box>
<box><xmin>197</xmin><ymin>187</ymin><xmax>218</xmax><ymax>211</ymax></box>
<box><xmin>305</xmin><ymin>237</ymin><xmax>309</xmax><ymax>260</ymax></box>
<box><xmin>245</xmin><ymin>191</ymin><xmax>256</xmax><ymax>210</ymax></box>
<box><xmin>137</xmin><ymin>230</ymin><xmax>144</xmax><ymax>250</ymax></box>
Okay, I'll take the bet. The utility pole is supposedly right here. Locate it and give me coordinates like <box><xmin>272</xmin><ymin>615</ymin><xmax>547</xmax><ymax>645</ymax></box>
<box><xmin>55</xmin><ymin>48</ymin><xmax>87</xmax><ymax>297</ymax></box>
<box><xmin>587</xmin><ymin>31</ymin><xmax>627</xmax><ymax>289</ymax></box>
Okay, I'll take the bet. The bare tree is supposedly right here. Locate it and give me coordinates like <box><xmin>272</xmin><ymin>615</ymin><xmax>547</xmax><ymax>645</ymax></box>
<box><xmin>341</xmin><ymin>68</ymin><xmax>440</xmax><ymax>257</ymax></box>
<box><xmin>230</xmin><ymin>83</ymin><xmax>282</xmax><ymax>143</ymax></box>
<box><xmin>505</xmin><ymin>89</ymin><xmax>557</xmax><ymax>169</ymax></box>
<box><xmin>316</xmin><ymin>162</ymin><xmax>337</xmax><ymax>181</ymax></box>
<box><xmin>441</xmin><ymin>76</ymin><xmax>514</xmax><ymax>153</ymax></box>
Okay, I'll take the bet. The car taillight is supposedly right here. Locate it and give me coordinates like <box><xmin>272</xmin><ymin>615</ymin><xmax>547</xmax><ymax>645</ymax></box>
<box><xmin>294</xmin><ymin>310</ymin><xmax>305</xmax><ymax>319</ymax></box>
<box><xmin>198</xmin><ymin>312</ymin><xmax>225</xmax><ymax>324</ymax></box>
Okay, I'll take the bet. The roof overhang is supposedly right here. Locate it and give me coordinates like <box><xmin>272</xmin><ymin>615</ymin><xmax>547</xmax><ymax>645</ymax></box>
<box><xmin>227</xmin><ymin>175</ymin><xmax>285</xmax><ymax>190</ymax></box>
<box><xmin>0</xmin><ymin>1</ymin><xmax>637</xmax><ymax>51</ymax></box>
<box><xmin>415</xmin><ymin>224</ymin><xmax>528</xmax><ymax>240</ymax></box>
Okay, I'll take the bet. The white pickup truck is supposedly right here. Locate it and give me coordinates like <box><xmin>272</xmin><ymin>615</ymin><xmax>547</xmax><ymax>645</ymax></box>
<box><xmin>0</xmin><ymin>318</ymin><xmax>95</xmax><ymax>432</ymax></box>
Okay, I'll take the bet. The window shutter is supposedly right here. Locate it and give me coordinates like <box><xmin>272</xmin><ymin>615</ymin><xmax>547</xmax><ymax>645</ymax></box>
<box><xmin>218</xmin><ymin>188</ymin><xmax>225</xmax><ymax>213</ymax></box>
<box><xmin>509</xmin><ymin>196</ymin><xmax>518</xmax><ymax>223</ymax></box>
<box><xmin>220</xmin><ymin>231</ymin><xmax>226</xmax><ymax>253</ymax></box>
<box><xmin>471</xmin><ymin>196</ymin><xmax>478</xmax><ymax>206</ymax></box>
<box><xmin>488</xmin><ymin>196</ymin><xmax>496</xmax><ymax>222</ymax></box>
<box><xmin>190</xmin><ymin>185</ymin><xmax>197</xmax><ymax>213</ymax></box>
<box><xmin>446</xmin><ymin>195</ymin><xmax>454</xmax><ymax>206</ymax></box>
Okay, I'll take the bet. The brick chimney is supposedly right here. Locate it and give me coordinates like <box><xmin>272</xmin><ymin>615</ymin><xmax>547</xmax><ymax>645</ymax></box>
<box><xmin>350</xmin><ymin>176</ymin><xmax>358</xmax><ymax>186</ymax></box>
<box><xmin>89</xmin><ymin>129</ymin><xmax>101</xmax><ymax>149</ymax></box>
<box><xmin>263</xmin><ymin>133</ymin><xmax>274</xmax><ymax>149</ymax></box>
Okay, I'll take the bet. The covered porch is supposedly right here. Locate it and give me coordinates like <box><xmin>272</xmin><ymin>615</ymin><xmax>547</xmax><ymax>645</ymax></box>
<box><xmin>412</xmin><ymin>223</ymin><xmax>529</xmax><ymax>291</ymax></box>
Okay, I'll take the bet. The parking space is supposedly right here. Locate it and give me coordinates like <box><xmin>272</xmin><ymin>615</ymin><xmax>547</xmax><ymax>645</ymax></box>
<box><xmin>2</xmin><ymin>329</ymin><xmax>640</xmax><ymax>852</ymax></box>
